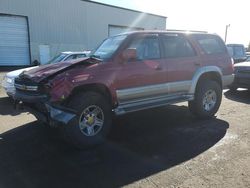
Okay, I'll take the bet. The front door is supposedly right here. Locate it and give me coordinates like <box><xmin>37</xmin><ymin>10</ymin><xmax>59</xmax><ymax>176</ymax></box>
<box><xmin>113</xmin><ymin>34</ymin><xmax>167</xmax><ymax>103</ymax></box>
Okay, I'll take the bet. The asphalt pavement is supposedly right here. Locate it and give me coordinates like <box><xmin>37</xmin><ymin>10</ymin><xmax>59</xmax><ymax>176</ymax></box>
<box><xmin>0</xmin><ymin>77</ymin><xmax>249</xmax><ymax>188</ymax></box>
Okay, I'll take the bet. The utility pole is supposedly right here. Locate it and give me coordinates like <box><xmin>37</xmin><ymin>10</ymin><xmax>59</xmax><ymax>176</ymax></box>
<box><xmin>225</xmin><ymin>24</ymin><xmax>230</xmax><ymax>43</ymax></box>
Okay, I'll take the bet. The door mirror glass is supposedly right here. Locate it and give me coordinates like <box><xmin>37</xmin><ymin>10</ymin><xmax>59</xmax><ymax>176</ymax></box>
<box><xmin>122</xmin><ymin>48</ymin><xmax>137</xmax><ymax>62</ymax></box>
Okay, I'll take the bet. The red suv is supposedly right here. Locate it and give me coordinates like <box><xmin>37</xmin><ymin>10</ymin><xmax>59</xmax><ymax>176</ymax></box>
<box><xmin>14</xmin><ymin>31</ymin><xmax>234</xmax><ymax>148</ymax></box>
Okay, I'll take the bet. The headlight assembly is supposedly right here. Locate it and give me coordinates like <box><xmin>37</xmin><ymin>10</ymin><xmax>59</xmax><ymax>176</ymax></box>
<box><xmin>6</xmin><ymin>77</ymin><xmax>14</xmax><ymax>84</ymax></box>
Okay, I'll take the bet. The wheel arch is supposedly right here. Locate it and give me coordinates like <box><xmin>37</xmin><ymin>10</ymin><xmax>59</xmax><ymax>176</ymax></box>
<box><xmin>65</xmin><ymin>83</ymin><xmax>114</xmax><ymax>107</ymax></box>
<box><xmin>189</xmin><ymin>66</ymin><xmax>223</xmax><ymax>94</ymax></box>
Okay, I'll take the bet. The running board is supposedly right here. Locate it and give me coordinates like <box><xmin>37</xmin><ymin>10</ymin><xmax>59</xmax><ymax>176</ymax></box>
<box><xmin>114</xmin><ymin>94</ymin><xmax>194</xmax><ymax>115</ymax></box>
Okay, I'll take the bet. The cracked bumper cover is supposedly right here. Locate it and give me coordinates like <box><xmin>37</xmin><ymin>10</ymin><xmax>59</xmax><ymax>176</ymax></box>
<box><xmin>45</xmin><ymin>104</ymin><xmax>76</xmax><ymax>124</ymax></box>
<box><xmin>14</xmin><ymin>90</ymin><xmax>76</xmax><ymax>125</ymax></box>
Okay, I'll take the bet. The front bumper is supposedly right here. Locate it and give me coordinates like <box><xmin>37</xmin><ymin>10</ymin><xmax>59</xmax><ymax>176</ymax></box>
<box><xmin>45</xmin><ymin>104</ymin><xmax>76</xmax><ymax>125</ymax></box>
<box><xmin>15</xmin><ymin>91</ymin><xmax>76</xmax><ymax>126</ymax></box>
<box><xmin>14</xmin><ymin>90</ymin><xmax>48</xmax><ymax>103</ymax></box>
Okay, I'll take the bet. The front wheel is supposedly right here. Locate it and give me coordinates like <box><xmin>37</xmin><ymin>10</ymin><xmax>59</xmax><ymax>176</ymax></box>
<box><xmin>61</xmin><ymin>92</ymin><xmax>112</xmax><ymax>149</ymax></box>
<box><xmin>189</xmin><ymin>80</ymin><xmax>222</xmax><ymax>119</ymax></box>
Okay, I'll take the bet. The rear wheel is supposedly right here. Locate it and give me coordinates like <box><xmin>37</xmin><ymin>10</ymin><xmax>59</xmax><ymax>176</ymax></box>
<box><xmin>61</xmin><ymin>92</ymin><xmax>112</xmax><ymax>149</ymax></box>
<box><xmin>189</xmin><ymin>80</ymin><xmax>222</xmax><ymax>119</ymax></box>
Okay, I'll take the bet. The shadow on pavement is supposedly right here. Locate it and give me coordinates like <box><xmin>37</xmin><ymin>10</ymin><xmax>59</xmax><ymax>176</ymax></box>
<box><xmin>224</xmin><ymin>89</ymin><xmax>250</xmax><ymax>104</ymax></box>
<box><xmin>0</xmin><ymin>96</ymin><xmax>25</xmax><ymax>116</ymax></box>
<box><xmin>0</xmin><ymin>105</ymin><xmax>229</xmax><ymax>188</ymax></box>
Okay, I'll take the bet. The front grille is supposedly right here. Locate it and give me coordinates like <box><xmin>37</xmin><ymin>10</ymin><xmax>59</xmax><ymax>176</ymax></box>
<box><xmin>15</xmin><ymin>83</ymin><xmax>38</xmax><ymax>91</ymax></box>
<box><xmin>15</xmin><ymin>77</ymin><xmax>40</xmax><ymax>93</ymax></box>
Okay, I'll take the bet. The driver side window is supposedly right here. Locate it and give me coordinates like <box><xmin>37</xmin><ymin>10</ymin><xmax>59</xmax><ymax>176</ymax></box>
<box><xmin>127</xmin><ymin>36</ymin><xmax>160</xmax><ymax>60</ymax></box>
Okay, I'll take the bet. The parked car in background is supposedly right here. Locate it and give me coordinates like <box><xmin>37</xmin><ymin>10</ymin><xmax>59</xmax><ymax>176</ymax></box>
<box><xmin>227</xmin><ymin>44</ymin><xmax>247</xmax><ymax>63</ymax></box>
<box><xmin>246</xmin><ymin>55</ymin><xmax>250</xmax><ymax>61</ymax></box>
<box><xmin>229</xmin><ymin>60</ymin><xmax>250</xmax><ymax>91</ymax></box>
<box><xmin>14</xmin><ymin>31</ymin><xmax>234</xmax><ymax>148</ymax></box>
<box><xmin>2</xmin><ymin>51</ymin><xmax>90</xmax><ymax>97</ymax></box>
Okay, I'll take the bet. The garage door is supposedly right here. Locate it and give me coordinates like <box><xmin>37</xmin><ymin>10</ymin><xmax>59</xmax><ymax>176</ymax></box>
<box><xmin>109</xmin><ymin>25</ymin><xmax>144</xmax><ymax>37</ymax></box>
<box><xmin>0</xmin><ymin>15</ymin><xmax>30</xmax><ymax>66</ymax></box>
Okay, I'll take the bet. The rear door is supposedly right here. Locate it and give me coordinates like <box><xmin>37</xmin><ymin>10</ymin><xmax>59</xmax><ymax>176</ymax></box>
<box><xmin>160</xmin><ymin>34</ymin><xmax>200</xmax><ymax>94</ymax></box>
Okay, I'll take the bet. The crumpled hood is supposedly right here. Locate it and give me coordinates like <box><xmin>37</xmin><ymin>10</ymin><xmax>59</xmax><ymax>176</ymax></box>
<box><xmin>20</xmin><ymin>57</ymin><xmax>98</xmax><ymax>82</ymax></box>
<box><xmin>6</xmin><ymin>66</ymin><xmax>38</xmax><ymax>78</ymax></box>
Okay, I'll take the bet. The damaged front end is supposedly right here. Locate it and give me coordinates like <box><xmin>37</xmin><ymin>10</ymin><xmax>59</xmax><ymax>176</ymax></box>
<box><xmin>45</xmin><ymin>104</ymin><xmax>76</xmax><ymax>125</ymax></box>
<box><xmin>13</xmin><ymin>58</ymin><xmax>101</xmax><ymax>127</ymax></box>
<box><xmin>14</xmin><ymin>75</ymin><xmax>76</xmax><ymax>127</ymax></box>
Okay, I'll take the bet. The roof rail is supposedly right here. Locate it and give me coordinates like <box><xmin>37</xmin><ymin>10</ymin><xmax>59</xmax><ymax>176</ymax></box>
<box><xmin>167</xmin><ymin>29</ymin><xmax>208</xmax><ymax>33</ymax></box>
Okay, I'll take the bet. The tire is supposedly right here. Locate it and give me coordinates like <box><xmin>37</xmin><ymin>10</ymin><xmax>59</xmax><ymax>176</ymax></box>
<box><xmin>61</xmin><ymin>91</ymin><xmax>112</xmax><ymax>149</ymax></box>
<box><xmin>188</xmin><ymin>80</ymin><xmax>222</xmax><ymax>119</ymax></box>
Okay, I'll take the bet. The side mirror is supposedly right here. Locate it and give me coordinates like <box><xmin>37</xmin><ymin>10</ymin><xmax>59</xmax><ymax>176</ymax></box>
<box><xmin>122</xmin><ymin>48</ymin><xmax>137</xmax><ymax>62</ymax></box>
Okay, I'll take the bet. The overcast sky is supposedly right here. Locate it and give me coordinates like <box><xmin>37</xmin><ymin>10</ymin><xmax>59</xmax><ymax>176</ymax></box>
<box><xmin>92</xmin><ymin>0</ymin><xmax>250</xmax><ymax>46</ymax></box>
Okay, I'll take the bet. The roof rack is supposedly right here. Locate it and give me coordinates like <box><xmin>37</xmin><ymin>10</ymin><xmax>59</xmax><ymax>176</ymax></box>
<box><xmin>167</xmin><ymin>29</ymin><xmax>208</xmax><ymax>33</ymax></box>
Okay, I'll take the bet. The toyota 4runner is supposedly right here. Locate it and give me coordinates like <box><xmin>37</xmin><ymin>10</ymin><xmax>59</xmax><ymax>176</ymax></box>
<box><xmin>14</xmin><ymin>31</ymin><xmax>234</xmax><ymax>148</ymax></box>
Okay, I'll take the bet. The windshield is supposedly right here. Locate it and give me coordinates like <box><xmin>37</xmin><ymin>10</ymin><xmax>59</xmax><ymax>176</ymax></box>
<box><xmin>227</xmin><ymin>46</ymin><xmax>234</xmax><ymax>57</ymax></box>
<box><xmin>233</xmin><ymin>46</ymin><xmax>245</xmax><ymax>57</ymax></box>
<box><xmin>227</xmin><ymin>46</ymin><xmax>246</xmax><ymax>57</ymax></box>
<box><xmin>47</xmin><ymin>53</ymin><xmax>68</xmax><ymax>64</ymax></box>
<box><xmin>92</xmin><ymin>35</ymin><xmax>127</xmax><ymax>59</ymax></box>
<box><xmin>246</xmin><ymin>56</ymin><xmax>250</xmax><ymax>61</ymax></box>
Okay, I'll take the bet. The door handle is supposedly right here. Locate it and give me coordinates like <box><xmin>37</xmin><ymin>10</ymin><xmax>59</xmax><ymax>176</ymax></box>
<box><xmin>194</xmin><ymin>62</ymin><xmax>201</xmax><ymax>66</ymax></box>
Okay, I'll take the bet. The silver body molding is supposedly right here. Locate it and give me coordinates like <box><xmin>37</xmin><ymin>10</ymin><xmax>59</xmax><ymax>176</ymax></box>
<box><xmin>116</xmin><ymin>80</ymin><xmax>192</xmax><ymax>104</ymax></box>
<box><xmin>115</xmin><ymin>66</ymin><xmax>233</xmax><ymax>115</ymax></box>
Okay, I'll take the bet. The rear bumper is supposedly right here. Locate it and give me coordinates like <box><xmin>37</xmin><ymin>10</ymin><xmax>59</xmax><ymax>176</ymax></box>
<box><xmin>222</xmin><ymin>74</ymin><xmax>235</xmax><ymax>88</ymax></box>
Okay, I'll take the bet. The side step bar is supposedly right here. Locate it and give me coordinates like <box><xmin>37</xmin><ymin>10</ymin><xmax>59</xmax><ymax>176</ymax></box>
<box><xmin>114</xmin><ymin>94</ymin><xmax>194</xmax><ymax>115</ymax></box>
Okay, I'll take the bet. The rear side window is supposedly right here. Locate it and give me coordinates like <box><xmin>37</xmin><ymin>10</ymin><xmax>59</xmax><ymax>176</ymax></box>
<box><xmin>193</xmin><ymin>34</ymin><xmax>227</xmax><ymax>55</ymax></box>
<box><xmin>162</xmin><ymin>35</ymin><xmax>196</xmax><ymax>58</ymax></box>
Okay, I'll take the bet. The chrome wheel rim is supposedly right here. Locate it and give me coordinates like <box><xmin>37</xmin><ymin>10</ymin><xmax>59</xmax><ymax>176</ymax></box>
<box><xmin>79</xmin><ymin>105</ymin><xmax>104</xmax><ymax>137</ymax></box>
<box><xmin>202</xmin><ymin>90</ymin><xmax>217</xmax><ymax>112</ymax></box>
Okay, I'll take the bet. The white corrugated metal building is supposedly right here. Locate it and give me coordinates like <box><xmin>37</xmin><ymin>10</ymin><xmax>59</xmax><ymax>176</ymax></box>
<box><xmin>0</xmin><ymin>0</ymin><xmax>167</xmax><ymax>66</ymax></box>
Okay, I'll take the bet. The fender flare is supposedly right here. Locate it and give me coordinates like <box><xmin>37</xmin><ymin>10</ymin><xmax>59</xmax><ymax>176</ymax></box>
<box><xmin>189</xmin><ymin>66</ymin><xmax>222</xmax><ymax>94</ymax></box>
